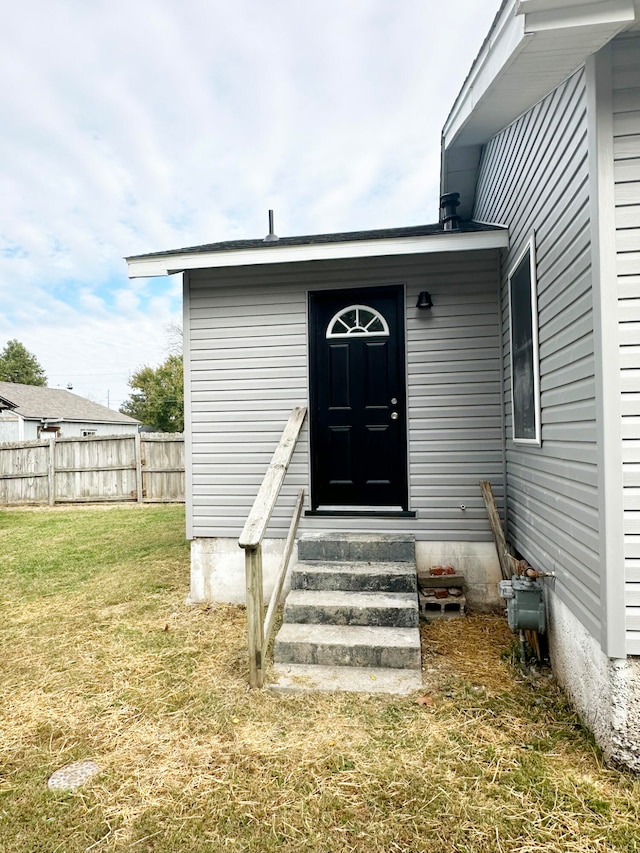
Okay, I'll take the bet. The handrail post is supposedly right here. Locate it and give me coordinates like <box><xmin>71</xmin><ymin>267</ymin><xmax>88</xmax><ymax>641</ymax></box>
<box><xmin>245</xmin><ymin>545</ymin><xmax>265</xmax><ymax>688</ymax></box>
<box><xmin>263</xmin><ymin>489</ymin><xmax>305</xmax><ymax>651</ymax></box>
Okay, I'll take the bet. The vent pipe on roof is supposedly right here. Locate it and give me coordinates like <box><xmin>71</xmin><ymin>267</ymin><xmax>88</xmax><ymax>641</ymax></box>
<box><xmin>440</xmin><ymin>192</ymin><xmax>461</xmax><ymax>231</ymax></box>
<box><xmin>263</xmin><ymin>209</ymin><xmax>279</xmax><ymax>242</ymax></box>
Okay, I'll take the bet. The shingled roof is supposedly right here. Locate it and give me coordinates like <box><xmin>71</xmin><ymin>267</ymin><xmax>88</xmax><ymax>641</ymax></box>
<box><xmin>0</xmin><ymin>382</ymin><xmax>139</xmax><ymax>424</ymax></box>
<box><xmin>126</xmin><ymin>220</ymin><xmax>506</xmax><ymax>261</ymax></box>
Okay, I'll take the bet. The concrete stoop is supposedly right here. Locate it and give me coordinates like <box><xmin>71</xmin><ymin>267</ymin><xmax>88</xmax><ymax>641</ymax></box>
<box><xmin>271</xmin><ymin>534</ymin><xmax>422</xmax><ymax>695</ymax></box>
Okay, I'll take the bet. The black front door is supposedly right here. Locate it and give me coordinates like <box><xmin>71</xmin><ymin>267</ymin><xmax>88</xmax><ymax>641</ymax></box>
<box><xmin>309</xmin><ymin>285</ymin><xmax>408</xmax><ymax>510</ymax></box>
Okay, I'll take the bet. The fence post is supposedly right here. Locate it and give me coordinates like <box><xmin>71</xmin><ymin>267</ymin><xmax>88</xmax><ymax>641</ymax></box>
<box><xmin>47</xmin><ymin>437</ymin><xmax>55</xmax><ymax>506</ymax></box>
<box><xmin>134</xmin><ymin>432</ymin><xmax>144</xmax><ymax>503</ymax></box>
<box><xmin>245</xmin><ymin>545</ymin><xmax>265</xmax><ymax>688</ymax></box>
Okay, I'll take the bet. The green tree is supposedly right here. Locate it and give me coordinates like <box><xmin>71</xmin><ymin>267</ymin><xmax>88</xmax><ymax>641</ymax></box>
<box><xmin>0</xmin><ymin>339</ymin><xmax>47</xmax><ymax>385</ymax></box>
<box><xmin>120</xmin><ymin>354</ymin><xmax>184</xmax><ymax>432</ymax></box>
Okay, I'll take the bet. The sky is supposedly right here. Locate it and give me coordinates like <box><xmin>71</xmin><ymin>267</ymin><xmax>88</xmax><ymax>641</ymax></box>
<box><xmin>0</xmin><ymin>0</ymin><xmax>498</xmax><ymax>411</ymax></box>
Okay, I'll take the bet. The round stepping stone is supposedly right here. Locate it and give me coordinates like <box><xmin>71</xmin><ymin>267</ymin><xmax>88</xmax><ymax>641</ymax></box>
<box><xmin>47</xmin><ymin>760</ymin><xmax>101</xmax><ymax>790</ymax></box>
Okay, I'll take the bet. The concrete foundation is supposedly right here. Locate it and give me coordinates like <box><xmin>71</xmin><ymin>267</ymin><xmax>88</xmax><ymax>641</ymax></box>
<box><xmin>547</xmin><ymin>590</ymin><xmax>640</xmax><ymax>772</ymax></box>
<box><xmin>188</xmin><ymin>537</ymin><xmax>297</xmax><ymax>605</ymax></box>
<box><xmin>189</xmin><ymin>536</ymin><xmax>502</xmax><ymax>610</ymax></box>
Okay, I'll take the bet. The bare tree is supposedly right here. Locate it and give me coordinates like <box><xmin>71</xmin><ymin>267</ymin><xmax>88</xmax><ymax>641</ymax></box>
<box><xmin>164</xmin><ymin>321</ymin><xmax>183</xmax><ymax>356</ymax></box>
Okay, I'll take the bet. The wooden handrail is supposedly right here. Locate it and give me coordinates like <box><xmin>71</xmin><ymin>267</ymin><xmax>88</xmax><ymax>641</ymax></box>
<box><xmin>239</xmin><ymin>406</ymin><xmax>307</xmax><ymax>687</ymax></box>
<box><xmin>239</xmin><ymin>406</ymin><xmax>307</xmax><ymax>549</ymax></box>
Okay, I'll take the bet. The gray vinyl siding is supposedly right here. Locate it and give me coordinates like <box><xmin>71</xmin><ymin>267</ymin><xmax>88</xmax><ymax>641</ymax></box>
<box><xmin>613</xmin><ymin>33</ymin><xmax>640</xmax><ymax>653</ymax></box>
<box><xmin>187</xmin><ymin>250</ymin><xmax>503</xmax><ymax>540</ymax></box>
<box><xmin>474</xmin><ymin>68</ymin><xmax>602</xmax><ymax>640</ymax></box>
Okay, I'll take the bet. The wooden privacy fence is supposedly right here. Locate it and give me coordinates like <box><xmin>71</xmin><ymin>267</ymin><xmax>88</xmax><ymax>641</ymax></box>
<box><xmin>0</xmin><ymin>433</ymin><xmax>184</xmax><ymax>506</ymax></box>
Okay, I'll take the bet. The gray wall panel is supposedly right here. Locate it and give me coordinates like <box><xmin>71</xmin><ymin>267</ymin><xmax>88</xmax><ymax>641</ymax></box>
<box><xmin>187</xmin><ymin>251</ymin><xmax>503</xmax><ymax>541</ymax></box>
<box><xmin>474</xmin><ymin>67</ymin><xmax>602</xmax><ymax>638</ymax></box>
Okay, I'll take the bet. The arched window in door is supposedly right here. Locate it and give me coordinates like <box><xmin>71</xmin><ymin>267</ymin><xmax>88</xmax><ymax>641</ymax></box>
<box><xmin>326</xmin><ymin>304</ymin><xmax>390</xmax><ymax>338</ymax></box>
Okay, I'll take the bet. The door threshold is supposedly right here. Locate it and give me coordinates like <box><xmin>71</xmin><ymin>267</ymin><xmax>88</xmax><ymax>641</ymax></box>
<box><xmin>305</xmin><ymin>509</ymin><xmax>416</xmax><ymax>518</ymax></box>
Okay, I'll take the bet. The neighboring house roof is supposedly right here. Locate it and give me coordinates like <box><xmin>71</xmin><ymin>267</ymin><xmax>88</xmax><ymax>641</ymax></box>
<box><xmin>0</xmin><ymin>394</ymin><xmax>17</xmax><ymax>412</ymax></box>
<box><xmin>441</xmin><ymin>0</ymin><xmax>640</xmax><ymax>218</ymax></box>
<box><xmin>127</xmin><ymin>220</ymin><xmax>508</xmax><ymax>277</ymax></box>
<box><xmin>0</xmin><ymin>382</ymin><xmax>139</xmax><ymax>425</ymax></box>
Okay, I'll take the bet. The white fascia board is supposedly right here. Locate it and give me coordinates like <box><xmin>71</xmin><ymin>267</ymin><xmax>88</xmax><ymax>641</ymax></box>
<box><xmin>518</xmin><ymin>0</ymin><xmax>625</xmax><ymax>13</ymax></box>
<box><xmin>127</xmin><ymin>230</ymin><xmax>509</xmax><ymax>279</ymax></box>
<box><xmin>522</xmin><ymin>0</ymin><xmax>635</xmax><ymax>32</ymax></box>
<box><xmin>442</xmin><ymin>1</ymin><xmax>526</xmax><ymax>149</ymax></box>
<box><xmin>443</xmin><ymin>0</ymin><xmax>635</xmax><ymax>151</ymax></box>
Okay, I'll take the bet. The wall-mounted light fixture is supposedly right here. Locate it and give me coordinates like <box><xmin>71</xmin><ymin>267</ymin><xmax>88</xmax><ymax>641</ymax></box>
<box><xmin>416</xmin><ymin>291</ymin><xmax>433</xmax><ymax>310</ymax></box>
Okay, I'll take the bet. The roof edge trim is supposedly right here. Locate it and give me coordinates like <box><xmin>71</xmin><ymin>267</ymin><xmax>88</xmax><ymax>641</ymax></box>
<box><xmin>127</xmin><ymin>229</ymin><xmax>509</xmax><ymax>278</ymax></box>
<box><xmin>443</xmin><ymin>1</ymin><xmax>523</xmax><ymax>147</ymax></box>
<box><xmin>443</xmin><ymin>0</ymin><xmax>635</xmax><ymax>150</ymax></box>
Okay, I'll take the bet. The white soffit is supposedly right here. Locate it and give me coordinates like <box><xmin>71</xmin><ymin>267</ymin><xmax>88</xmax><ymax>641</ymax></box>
<box><xmin>127</xmin><ymin>230</ymin><xmax>509</xmax><ymax>278</ymax></box>
<box><xmin>443</xmin><ymin>0</ymin><xmax>636</xmax><ymax>150</ymax></box>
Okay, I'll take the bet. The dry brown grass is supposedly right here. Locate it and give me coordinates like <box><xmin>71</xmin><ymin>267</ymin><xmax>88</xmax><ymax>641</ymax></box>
<box><xmin>1</xmin><ymin>505</ymin><xmax>639</xmax><ymax>852</ymax></box>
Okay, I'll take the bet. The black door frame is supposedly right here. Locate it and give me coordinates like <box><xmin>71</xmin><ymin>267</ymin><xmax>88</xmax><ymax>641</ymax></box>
<box><xmin>307</xmin><ymin>284</ymin><xmax>409</xmax><ymax>513</ymax></box>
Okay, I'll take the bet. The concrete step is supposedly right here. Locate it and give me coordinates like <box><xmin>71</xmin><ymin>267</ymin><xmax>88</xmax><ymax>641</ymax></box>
<box><xmin>273</xmin><ymin>623</ymin><xmax>421</xmax><ymax>670</ymax></box>
<box><xmin>269</xmin><ymin>663</ymin><xmax>423</xmax><ymax>695</ymax></box>
<box><xmin>298</xmin><ymin>533</ymin><xmax>415</xmax><ymax>564</ymax></box>
<box><xmin>283</xmin><ymin>589</ymin><xmax>419</xmax><ymax>627</ymax></box>
<box><xmin>291</xmin><ymin>561</ymin><xmax>418</xmax><ymax>594</ymax></box>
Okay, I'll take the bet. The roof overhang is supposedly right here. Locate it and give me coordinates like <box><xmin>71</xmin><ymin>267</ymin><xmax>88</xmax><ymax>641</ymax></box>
<box><xmin>127</xmin><ymin>228</ymin><xmax>509</xmax><ymax>278</ymax></box>
<box><xmin>32</xmin><ymin>417</ymin><xmax>138</xmax><ymax>426</ymax></box>
<box><xmin>442</xmin><ymin>0</ymin><xmax>637</xmax><ymax>218</ymax></box>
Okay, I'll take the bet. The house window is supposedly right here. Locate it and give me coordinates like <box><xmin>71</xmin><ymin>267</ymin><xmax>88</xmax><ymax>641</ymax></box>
<box><xmin>38</xmin><ymin>425</ymin><xmax>60</xmax><ymax>438</ymax></box>
<box><xmin>508</xmin><ymin>234</ymin><xmax>541</xmax><ymax>445</ymax></box>
<box><xmin>326</xmin><ymin>305</ymin><xmax>390</xmax><ymax>338</ymax></box>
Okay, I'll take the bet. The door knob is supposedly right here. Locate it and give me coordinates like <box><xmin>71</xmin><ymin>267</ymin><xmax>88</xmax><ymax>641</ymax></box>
<box><xmin>390</xmin><ymin>412</ymin><xmax>399</xmax><ymax>420</ymax></box>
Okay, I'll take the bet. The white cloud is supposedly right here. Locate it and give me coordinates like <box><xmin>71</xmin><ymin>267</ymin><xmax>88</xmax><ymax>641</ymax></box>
<box><xmin>0</xmin><ymin>0</ymin><xmax>499</xmax><ymax>409</ymax></box>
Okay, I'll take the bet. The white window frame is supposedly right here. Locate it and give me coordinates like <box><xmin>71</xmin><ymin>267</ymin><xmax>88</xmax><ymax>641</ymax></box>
<box><xmin>508</xmin><ymin>233</ymin><xmax>541</xmax><ymax>446</ymax></box>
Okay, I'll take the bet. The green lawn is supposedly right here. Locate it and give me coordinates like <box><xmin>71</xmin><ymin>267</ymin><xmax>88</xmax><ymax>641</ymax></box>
<box><xmin>0</xmin><ymin>504</ymin><xmax>638</xmax><ymax>852</ymax></box>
